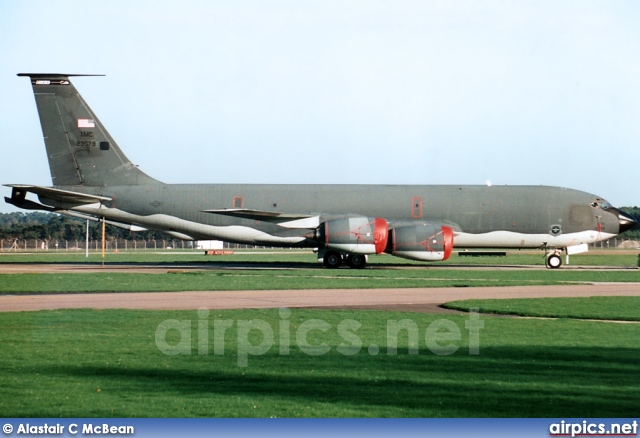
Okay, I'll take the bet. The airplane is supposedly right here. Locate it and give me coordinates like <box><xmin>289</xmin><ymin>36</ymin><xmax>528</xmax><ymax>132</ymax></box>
<box><xmin>4</xmin><ymin>73</ymin><xmax>637</xmax><ymax>269</ymax></box>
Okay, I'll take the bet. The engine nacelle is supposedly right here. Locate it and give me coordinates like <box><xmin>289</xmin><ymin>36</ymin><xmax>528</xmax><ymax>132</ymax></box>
<box><xmin>315</xmin><ymin>217</ymin><xmax>389</xmax><ymax>254</ymax></box>
<box><xmin>387</xmin><ymin>224</ymin><xmax>454</xmax><ymax>261</ymax></box>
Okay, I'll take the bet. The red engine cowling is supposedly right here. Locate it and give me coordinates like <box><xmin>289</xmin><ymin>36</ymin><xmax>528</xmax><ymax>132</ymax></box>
<box><xmin>386</xmin><ymin>224</ymin><xmax>454</xmax><ymax>261</ymax></box>
<box><xmin>315</xmin><ymin>217</ymin><xmax>389</xmax><ymax>254</ymax></box>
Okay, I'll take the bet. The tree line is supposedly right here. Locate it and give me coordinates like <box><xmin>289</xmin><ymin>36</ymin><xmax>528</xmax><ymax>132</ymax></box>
<box><xmin>1</xmin><ymin>208</ymin><xmax>639</xmax><ymax>243</ymax></box>
<box><xmin>0</xmin><ymin>212</ymin><xmax>169</xmax><ymax>242</ymax></box>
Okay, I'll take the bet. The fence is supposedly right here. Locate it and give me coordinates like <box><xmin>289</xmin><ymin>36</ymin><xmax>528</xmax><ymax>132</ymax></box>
<box><xmin>0</xmin><ymin>239</ymin><xmax>281</xmax><ymax>252</ymax></box>
<box><xmin>0</xmin><ymin>239</ymin><xmax>186</xmax><ymax>252</ymax></box>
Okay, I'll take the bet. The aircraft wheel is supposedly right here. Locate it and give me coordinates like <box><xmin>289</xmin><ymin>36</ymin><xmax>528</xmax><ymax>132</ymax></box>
<box><xmin>547</xmin><ymin>254</ymin><xmax>562</xmax><ymax>269</ymax></box>
<box><xmin>346</xmin><ymin>254</ymin><xmax>367</xmax><ymax>269</ymax></box>
<box><xmin>323</xmin><ymin>251</ymin><xmax>343</xmax><ymax>269</ymax></box>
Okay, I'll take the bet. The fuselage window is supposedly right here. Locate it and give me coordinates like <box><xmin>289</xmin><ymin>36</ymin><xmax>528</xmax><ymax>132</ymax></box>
<box><xmin>591</xmin><ymin>201</ymin><xmax>611</xmax><ymax>210</ymax></box>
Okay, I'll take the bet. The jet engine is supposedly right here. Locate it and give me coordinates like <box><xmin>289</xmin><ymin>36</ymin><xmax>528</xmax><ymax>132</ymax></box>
<box><xmin>387</xmin><ymin>224</ymin><xmax>454</xmax><ymax>261</ymax></box>
<box><xmin>314</xmin><ymin>216</ymin><xmax>389</xmax><ymax>254</ymax></box>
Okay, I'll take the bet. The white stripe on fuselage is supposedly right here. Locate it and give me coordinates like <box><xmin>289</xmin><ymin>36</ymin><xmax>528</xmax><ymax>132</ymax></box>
<box><xmin>72</xmin><ymin>204</ymin><xmax>612</xmax><ymax>250</ymax></box>
<box><xmin>453</xmin><ymin>230</ymin><xmax>614</xmax><ymax>248</ymax></box>
<box><xmin>73</xmin><ymin>205</ymin><xmax>306</xmax><ymax>245</ymax></box>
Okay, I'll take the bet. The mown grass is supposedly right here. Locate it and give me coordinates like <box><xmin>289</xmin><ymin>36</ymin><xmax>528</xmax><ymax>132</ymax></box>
<box><xmin>0</xmin><ymin>308</ymin><xmax>637</xmax><ymax>417</ymax></box>
<box><xmin>1</xmin><ymin>251</ymin><xmax>637</xmax><ymax>418</ymax></box>
<box><xmin>0</xmin><ymin>249</ymin><xmax>638</xmax><ymax>267</ymax></box>
<box><xmin>0</xmin><ymin>267</ymin><xmax>639</xmax><ymax>293</ymax></box>
<box><xmin>444</xmin><ymin>296</ymin><xmax>640</xmax><ymax>321</ymax></box>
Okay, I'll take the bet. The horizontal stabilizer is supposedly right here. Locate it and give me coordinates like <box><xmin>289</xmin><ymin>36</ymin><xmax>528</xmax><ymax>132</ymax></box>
<box><xmin>204</xmin><ymin>208</ymin><xmax>320</xmax><ymax>229</ymax></box>
<box><xmin>4</xmin><ymin>196</ymin><xmax>55</xmax><ymax>211</ymax></box>
<box><xmin>4</xmin><ymin>185</ymin><xmax>112</xmax><ymax>205</ymax></box>
<box><xmin>4</xmin><ymin>190</ymin><xmax>147</xmax><ymax>232</ymax></box>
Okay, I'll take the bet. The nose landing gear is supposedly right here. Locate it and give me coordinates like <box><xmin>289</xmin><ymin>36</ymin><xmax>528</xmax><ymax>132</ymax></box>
<box><xmin>546</xmin><ymin>251</ymin><xmax>563</xmax><ymax>269</ymax></box>
<box><xmin>543</xmin><ymin>243</ymin><xmax>563</xmax><ymax>269</ymax></box>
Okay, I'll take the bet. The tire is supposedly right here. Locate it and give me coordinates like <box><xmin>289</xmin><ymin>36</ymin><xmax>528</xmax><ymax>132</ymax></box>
<box><xmin>346</xmin><ymin>254</ymin><xmax>367</xmax><ymax>269</ymax></box>
<box><xmin>323</xmin><ymin>251</ymin><xmax>343</xmax><ymax>269</ymax></box>
<box><xmin>547</xmin><ymin>254</ymin><xmax>562</xmax><ymax>269</ymax></box>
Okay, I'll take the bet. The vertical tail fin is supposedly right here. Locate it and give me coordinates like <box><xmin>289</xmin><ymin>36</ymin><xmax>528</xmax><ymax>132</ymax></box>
<box><xmin>18</xmin><ymin>73</ymin><xmax>160</xmax><ymax>187</ymax></box>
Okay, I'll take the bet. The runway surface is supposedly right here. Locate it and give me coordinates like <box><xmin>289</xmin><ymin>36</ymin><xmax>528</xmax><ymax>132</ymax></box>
<box><xmin>1</xmin><ymin>283</ymin><xmax>639</xmax><ymax>313</ymax></box>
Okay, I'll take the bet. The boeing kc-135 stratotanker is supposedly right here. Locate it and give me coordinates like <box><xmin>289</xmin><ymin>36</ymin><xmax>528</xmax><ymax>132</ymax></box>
<box><xmin>5</xmin><ymin>73</ymin><xmax>636</xmax><ymax>268</ymax></box>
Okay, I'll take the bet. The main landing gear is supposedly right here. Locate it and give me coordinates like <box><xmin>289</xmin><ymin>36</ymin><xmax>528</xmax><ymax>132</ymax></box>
<box><xmin>322</xmin><ymin>251</ymin><xmax>343</xmax><ymax>269</ymax></box>
<box><xmin>319</xmin><ymin>250</ymin><xmax>368</xmax><ymax>269</ymax></box>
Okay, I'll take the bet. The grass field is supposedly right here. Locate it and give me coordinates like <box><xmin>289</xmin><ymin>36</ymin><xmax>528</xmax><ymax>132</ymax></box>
<box><xmin>0</xmin><ymin>248</ymin><xmax>638</xmax><ymax>267</ymax></box>
<box><xmin>0</xmin><ymin>267</ymin><xmax>639</xmax><ymax>293</ymax></box>
<box><xmin>444</xmin><ymin>296</ymin><xmax>640</xmax><ymax>321</ymax></box>
<box><xmin>0</xmin><ymin>251</ymin><xmax>638</xmax><ymax>418</ymax></box>
<box><xmin>0</xmin><ymin>250</ymin><xmax>639</xmax><ymax>293</ymax></box>
<box><xmin>0</xmin><ymin>307</ymin><xmax>638</xmax><ymax>417</ymax></box>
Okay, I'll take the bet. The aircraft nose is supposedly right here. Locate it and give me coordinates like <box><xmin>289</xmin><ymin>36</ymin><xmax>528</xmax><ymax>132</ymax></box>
<box><xmin>610</xmin><ymin>208</ymin><xmax>638</xmax><ymax>233</ymax></box>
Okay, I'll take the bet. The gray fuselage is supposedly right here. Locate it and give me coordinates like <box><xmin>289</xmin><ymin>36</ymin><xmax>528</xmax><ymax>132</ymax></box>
<box><xmin>52</xmin><ymin>183</ymin><xmax>620</xmax><ymax>249</ymax></box>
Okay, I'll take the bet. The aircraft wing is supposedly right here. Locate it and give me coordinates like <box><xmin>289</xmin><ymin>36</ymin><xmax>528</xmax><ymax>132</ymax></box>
<box><xmin>4</xmin><ymin>184</ymin><xmax>112</xmax><ymax>204</ymax></box>
<box><xmin>203</xmin><ymin>208</ymin><xmax>320</xmax><ymax>229</ymax></box>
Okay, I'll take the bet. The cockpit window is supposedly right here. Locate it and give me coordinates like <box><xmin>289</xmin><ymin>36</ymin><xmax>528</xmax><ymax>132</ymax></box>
<box><xmin>590</xmin><ymin>200</ymin><xmax>611</xmax><ymax>209</ymax></box>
